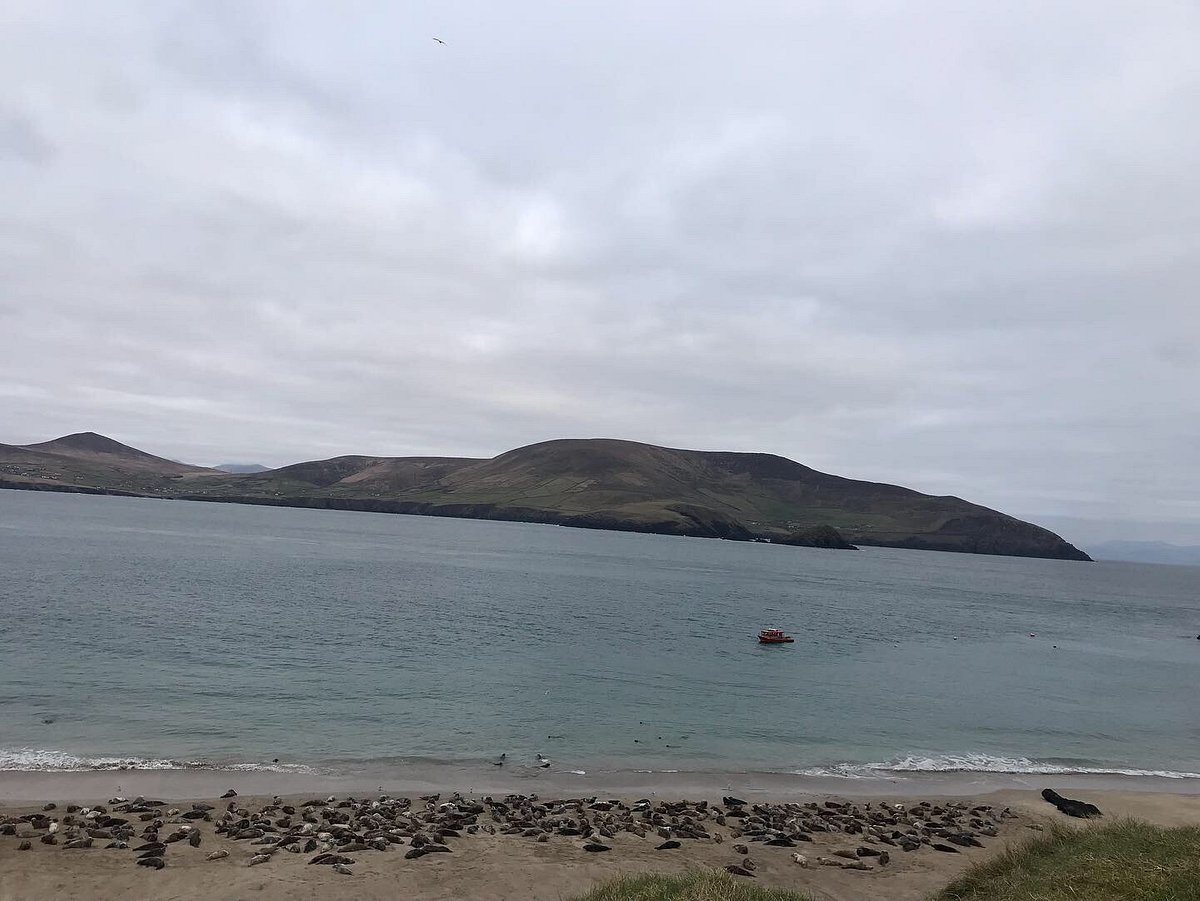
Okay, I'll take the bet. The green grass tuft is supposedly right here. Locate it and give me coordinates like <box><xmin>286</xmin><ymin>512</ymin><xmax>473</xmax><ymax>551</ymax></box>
<box><xmin>935</xmin><ymin>819</ymin><xmax>1200</xmax><ymax>901</ymax></box>
<box><xmin>568</xmin><ymin>870</ymin><xmax>814</xmax><ymax>901</ymax></box>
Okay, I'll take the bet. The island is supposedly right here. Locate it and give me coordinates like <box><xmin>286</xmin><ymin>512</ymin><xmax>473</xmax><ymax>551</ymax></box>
<box><xmin>0</xmin><ymin>432</ymin><xmax>1090</xmax><ymax>561</ymax></box>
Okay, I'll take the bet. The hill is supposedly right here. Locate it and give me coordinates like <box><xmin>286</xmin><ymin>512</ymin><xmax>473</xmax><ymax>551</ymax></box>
<box><xmin>0</xmin><ymin>431</ymin><xmax>215</xmax><ymax>495</ymax></box>
<box><xmin>215</xmin><ymin>463</ymin><xmax>270</xmax><ymax>474</ymax></box>
<box><xmin>0</xmin><ymin>432</ymin><xmax>1090</xmax><ymax>560</ymax></box>
<box><xmin>24</xmin><ymin>431</ymin><xmax>204</xmax><ymax>473</ymax></box>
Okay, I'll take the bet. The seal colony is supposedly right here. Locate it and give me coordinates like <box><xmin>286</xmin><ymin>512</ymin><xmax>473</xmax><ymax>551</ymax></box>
<box><xmin>0</xmin><ymin>790</ymin><xmax>1022</xmax><ymax>880</ymax></box>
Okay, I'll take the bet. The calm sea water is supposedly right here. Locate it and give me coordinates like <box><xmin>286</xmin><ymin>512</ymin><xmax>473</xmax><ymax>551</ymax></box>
<box><xmin>1</xmin><ymin>489</ymin><xmax>1198</xmax><ymax>780</ymax></box>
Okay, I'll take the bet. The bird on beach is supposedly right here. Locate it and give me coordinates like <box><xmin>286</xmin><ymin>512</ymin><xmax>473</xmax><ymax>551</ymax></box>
<box><xmin>492</xmin><ymin>753</ymin><xmax>506</xmax><ymax>766</ymax></box>
<box><xmin>536</xmin><ymin>753</ymin><xmax>551</xmax><ymax>768</ymax></box>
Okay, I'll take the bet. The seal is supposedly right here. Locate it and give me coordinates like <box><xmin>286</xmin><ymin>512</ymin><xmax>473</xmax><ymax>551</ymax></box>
<box><xmin>1041</xmin><ymin>788</ymin><xmax>1102</xmax><ymax>819</ymax></box>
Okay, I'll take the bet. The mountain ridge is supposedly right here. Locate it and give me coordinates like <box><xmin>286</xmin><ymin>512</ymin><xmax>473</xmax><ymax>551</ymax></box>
<box><xmin>0</xmin><ymin>432</ymin><xmax>1091</xmax><ymax>561</ymax></box>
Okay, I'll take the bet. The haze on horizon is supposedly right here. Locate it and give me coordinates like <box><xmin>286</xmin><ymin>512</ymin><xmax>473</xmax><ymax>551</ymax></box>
<box><xmin>2</xmin><ymin>2</ymin><xmax>1197</xmax><ymax>546</ymax></box>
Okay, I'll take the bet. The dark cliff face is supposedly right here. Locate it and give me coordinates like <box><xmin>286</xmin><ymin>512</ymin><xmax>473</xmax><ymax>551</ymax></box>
<box><xmin>1</xmin><ymin>432</ymin><xmax>1090</xmax><ymax>561</ymax></box>
<box><xmin>562</xmin><ymin>505</ymin><xmax>754</xmax><ymax>540</ymax></box>
<box><xmin>851</xmin><ymin>514</ymin><xmax>1092</xmax><ymax>561</ymax></box>
<box><xmin>775</xmin><ymin>526</ymin><xmax>858</xmax><ymax>550</ymax></box>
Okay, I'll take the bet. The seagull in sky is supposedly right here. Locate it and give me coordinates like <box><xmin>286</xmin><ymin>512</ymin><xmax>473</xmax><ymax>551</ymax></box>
<box><xmin>433</xmin><ymin>37</ymin><xmax>446</xmax><ymax>45</ymax></box>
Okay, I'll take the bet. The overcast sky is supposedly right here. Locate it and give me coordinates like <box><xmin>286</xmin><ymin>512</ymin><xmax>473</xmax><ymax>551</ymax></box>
<box><xmin>2</xmin><ymin>1</ymin><xmax>1198</xmax><ymax>543</ymax></box>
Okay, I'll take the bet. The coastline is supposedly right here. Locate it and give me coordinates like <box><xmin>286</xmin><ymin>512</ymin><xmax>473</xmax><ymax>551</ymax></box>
<box><xmin>0</xmin><ymin>479</ymin><xmax>1092</xmax><ymax>560</ymax></box>
<box><xmin>3</xmin><ymin>763</ymin><xmax>1200</xmax><ymax>805</ymax></box>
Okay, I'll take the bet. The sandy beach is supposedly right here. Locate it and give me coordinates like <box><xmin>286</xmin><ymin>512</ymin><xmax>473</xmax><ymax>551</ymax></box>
<box><xmin>4</xmin><ymin>774</ymin><xmax>1200</xmax><ymax>901</ymax></box>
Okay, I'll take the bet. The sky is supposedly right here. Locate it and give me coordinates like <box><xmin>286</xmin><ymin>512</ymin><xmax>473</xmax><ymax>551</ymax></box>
<box><xmin>2</xmin><ymin>1</ymin><xmax>1198</xmax><ymax>544</ymax></box>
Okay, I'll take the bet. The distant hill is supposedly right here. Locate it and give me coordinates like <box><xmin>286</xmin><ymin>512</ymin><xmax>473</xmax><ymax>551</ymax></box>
<box><xmin>0</xmin><ymin>431</ymin><xmax>215</xmax><ymax>496</ymax></box>
<box><xmin>23</xmin><ymin>432</ymin><xmax>203</xmax><ymax>474</ymax></box>
<box><xmin>215</xmin><ymin>463</ymin><xmax>270</xmax><ymax>474</ymax></box>
<box><xmin>0</xmin><ymin>432</ymin><xmax>1090</xmax><ymax>561</ymax></box>
<box><xmin>1087</xmin><ymin>540</ymin><xmax>1200</xmax><ymax>566</ymax></box>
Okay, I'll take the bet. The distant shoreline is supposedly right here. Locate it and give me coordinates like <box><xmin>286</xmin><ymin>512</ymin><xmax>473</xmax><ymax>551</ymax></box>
<box><xmin>0</xmin><ymin>482</ymin><xmax>1084</xmax><ymax>561</ymax></box>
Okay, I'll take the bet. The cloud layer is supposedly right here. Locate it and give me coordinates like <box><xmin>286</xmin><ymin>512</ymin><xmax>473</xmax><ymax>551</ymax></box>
<box><xmin>2</xmin><ymin>1</ymin><xmax>1198</xmax><ymax>540</ymax></box>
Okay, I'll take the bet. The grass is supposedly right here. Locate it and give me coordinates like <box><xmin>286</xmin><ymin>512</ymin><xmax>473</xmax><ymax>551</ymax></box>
<box><xmin>935</xmin><ymin>819</ymin><xmax>1200</xmax><ymax>901</ymax></box>
<box><xmin>568</xmin><ymin>871</ymin><xmax>813</xmax><ymax>901</ymax></box>
<box><xmin>570</xmin><ymin>822</ymin><xmax>1200</xmax><ymax>901</ymax></box>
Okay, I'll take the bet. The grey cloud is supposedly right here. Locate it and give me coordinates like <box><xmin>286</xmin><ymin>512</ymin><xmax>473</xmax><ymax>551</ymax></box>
<box><xmin>0</xmin><ymin>107</ymin><xmax>55</xmax><ymax>164</ymax></box>
<box><xmin>155</xmin><ymin>0</ymin><xmax>351</xmax><ymax>120</ymax></box>
<box><xmin>1</xmin><ymin>1</ymin><xmax>1198</xmax><ymax>545</ymax></box>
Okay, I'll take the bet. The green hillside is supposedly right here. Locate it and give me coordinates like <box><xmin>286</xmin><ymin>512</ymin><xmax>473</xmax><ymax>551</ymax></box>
<box><xmin>0</xmin><ymin>433</ymin><xmax>1090</xmax><ymax>561</ymax></box>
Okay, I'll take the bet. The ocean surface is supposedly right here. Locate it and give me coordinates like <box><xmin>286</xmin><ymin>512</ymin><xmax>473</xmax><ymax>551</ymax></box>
<box><xmin>2</xmin><ymin>489</ymin><xmax>1198</xmax><ymax>783</ymax></box>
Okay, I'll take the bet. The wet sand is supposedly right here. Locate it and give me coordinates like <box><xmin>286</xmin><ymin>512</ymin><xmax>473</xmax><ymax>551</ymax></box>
<box><xmin>2</xmin><ymin>777</ymin><xmax>1199</xmax><ymax>901</ymax></box>
<box><xmin>3</xmin><ymin>764</ymin><xmax>1200</xmax><ymax>806</ymax></box>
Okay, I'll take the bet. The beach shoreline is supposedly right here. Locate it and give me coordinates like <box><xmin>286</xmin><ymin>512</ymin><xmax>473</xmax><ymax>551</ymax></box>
<box><xmin>3</xmin><ymin>764</ymin><xmax>1200</xmax><ymax>805</ymax></box>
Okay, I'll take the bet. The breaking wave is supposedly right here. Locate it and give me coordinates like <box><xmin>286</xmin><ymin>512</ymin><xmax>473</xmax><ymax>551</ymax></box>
<box><xmin>5</xmin><ymin>747</ymin><xmax>1198</xmax><ymax>783</ymax></box>
<box><xmin>0</xmin><ymin>748</ymin><xmax>313</xmax><ymax>773</ymax></box>
<box><xmin>795</xmin><ymin>753</ymin><xmax>1200</xmax><ymax>780</ymax></box>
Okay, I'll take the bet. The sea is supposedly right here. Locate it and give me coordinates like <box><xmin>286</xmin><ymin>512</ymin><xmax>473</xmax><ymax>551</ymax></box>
<box><xmin>2</xmin><ymin>489</ymin><xmax>1198</xmax><ymax>786</ymax></box>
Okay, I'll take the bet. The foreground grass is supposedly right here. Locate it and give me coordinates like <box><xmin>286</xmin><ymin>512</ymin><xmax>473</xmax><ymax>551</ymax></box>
<box><xmin>569</xmin><ymin>871</ymin><xmax>813</xmax><ymax>901</ymax></box>
<box><xmin>936</xmin><ymin>819</ymin><xmax>1200</xmax><ymax>901</ymax></box>
<box><xmin>572</xmin><ymin>821</ymin><xmax>1200</xmax><ymax>901</ymax></box>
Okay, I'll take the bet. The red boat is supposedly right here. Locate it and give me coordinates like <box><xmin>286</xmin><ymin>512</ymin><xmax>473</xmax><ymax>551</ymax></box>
<box><xmin>758</xmin><ymin>628</ymin><xmax>794</xmax><ymax>644</ymax></box>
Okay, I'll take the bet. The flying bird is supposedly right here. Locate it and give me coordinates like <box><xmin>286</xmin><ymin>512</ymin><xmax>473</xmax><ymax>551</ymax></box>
<box><xmin>432</xmin><ymin>37</ymin><xmax>446</xmax><ymax>44</ymax></box>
